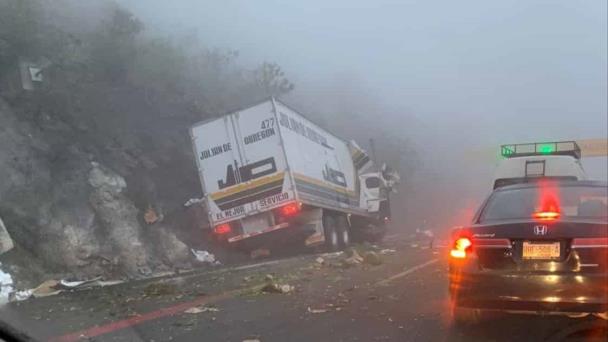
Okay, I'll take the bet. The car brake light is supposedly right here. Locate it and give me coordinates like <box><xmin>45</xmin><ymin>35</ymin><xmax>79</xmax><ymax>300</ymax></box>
<box><xmin>533</xmin><ymin>211</ymin><xmax>560</xmax><ymax>220</ymax></box>
<box><xmin>450</xmin><ymin>237</ymin><xmax>472</xmax><ymax>259</ymax></box>
<box><xmin>214</xmin><ymin>223</ymin><xmax>231</xmax><ymax>235</ymax></box>
<box><xmin>280</xmin><ymin>203</ymin><xmax>300</xmax><ymax>217</ymax></box>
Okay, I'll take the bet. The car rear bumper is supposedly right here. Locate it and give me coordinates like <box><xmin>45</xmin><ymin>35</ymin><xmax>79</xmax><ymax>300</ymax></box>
<box><xmin>450</xmin><ymin>271</ymin><xmax>608</xmax><ymax>313</ymax></box>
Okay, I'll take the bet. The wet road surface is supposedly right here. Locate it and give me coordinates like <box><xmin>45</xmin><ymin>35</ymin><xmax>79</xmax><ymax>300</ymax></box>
<box><xmin>1</xmin><ymin>234</ymin><xmax>606</xmax><ymax>341</ymax></box>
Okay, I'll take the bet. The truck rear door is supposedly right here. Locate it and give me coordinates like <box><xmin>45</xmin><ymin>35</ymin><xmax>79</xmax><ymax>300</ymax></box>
<box><xmin>191</xmin><ymin>101</ymin><xmax>294</xmax><ymax>227</ymax></box>
<box><xmin>191</xmin><ymin>116</ymin><xmax>243</xmax><ymax>223</ymax></box>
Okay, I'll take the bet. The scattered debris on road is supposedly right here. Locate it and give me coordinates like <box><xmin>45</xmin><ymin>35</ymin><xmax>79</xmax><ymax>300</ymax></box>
<box><xmin>191</xmin><ymin>249</ymin><xmax>219</xmax><ymax>265</ymax></box>
<box><xmin>32</xmin><ymin>279</ymin><xmax>61</xmax><ymax>298</ymax></box>
<box><xmin>251</xmin><ymin>248</ymin><xmax>271</xmax><ymax>259</ymax></box>
<box><xmin>379</xmin><ymin>249</ymin><xmax>396</xmax><ymax>255</ymax></box>
<box><xmin>184</xmin><ymin>306</ymin><xmax>220</xmax><ymax>314</ymax></box>
<box><xmin>183</xmin><ymin>197</ymin><xmax>204</xmax><ymax>207</ymax></box>
<box><xmin>307</xmin><ymin>307</ymin><xmax>328</xmax><ymax>314</ymax></box>
<box><xmin>0</xmin><ymin>264</ymin><xmax>14</xmax><ymax>303</ymax></box>
<box><xmin>261</xmin><ymin>283</ymin><xmax>294</xmax><ymax>294</ymax></box>
<box><xmin>343</xmin><ymin>249</ymin><xmax>364</xmax><ymax>266</ymax></box>
<box><xmin>362</xmin><ymin>251</ymin><xmax>382</xmax><ymax>266</ymax></box>
<box><xmin>315</xmin><ymin>257</ymin><xmax>325</xmax><ymax>264</ymax></box>
<box><xmin>144</xmin><ymin>282</ymin><xmax>177</xmax><ymax>297</ymax></box>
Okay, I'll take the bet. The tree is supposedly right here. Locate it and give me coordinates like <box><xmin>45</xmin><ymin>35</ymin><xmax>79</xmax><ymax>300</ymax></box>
<box><xmin>89</xmin><ymin>5</ymin><xmax>143</xmax><ymax>83</ymax></box>
<box><xmin>253</xmin><ymin>62</ymin><xmax>294</xmax><ymax>97</ymax></box>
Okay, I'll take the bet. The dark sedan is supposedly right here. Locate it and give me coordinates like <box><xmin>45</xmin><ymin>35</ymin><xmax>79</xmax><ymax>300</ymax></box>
<box><xmin>449</xmin><ymin>180</ymin><xmax>608</xmax><ymax>326</ymax></box>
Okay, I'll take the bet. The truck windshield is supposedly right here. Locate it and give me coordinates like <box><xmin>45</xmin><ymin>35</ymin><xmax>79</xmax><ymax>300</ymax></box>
<box><xmin>480</xmin><ymin>185</ymin><xmax>608</xmax><ymax>222</ymax></box>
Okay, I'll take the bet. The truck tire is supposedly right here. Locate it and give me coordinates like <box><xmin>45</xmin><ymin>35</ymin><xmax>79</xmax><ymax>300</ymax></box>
<box><xmin>335</xmin><ymin>215</ymin><xmax>350</xmax><ymax>248</ymax></box>
<box><xmin>323</xmin><ymin>215</ymin><xmax>340</xmax><ymax>251</ymax></box>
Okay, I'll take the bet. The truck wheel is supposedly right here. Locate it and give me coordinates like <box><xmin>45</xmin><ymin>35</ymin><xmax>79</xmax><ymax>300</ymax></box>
<box><xmin>336</xmin><ymin>215</ymin><xmax>350</xmax><ymax>248</ymax></box>
<box><xmin>323</xmin><ymin>215</ymin><xmax>340</xmax><ymax>251</ymax></box>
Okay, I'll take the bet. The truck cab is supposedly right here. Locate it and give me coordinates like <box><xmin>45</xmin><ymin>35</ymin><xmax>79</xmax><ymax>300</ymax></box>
<box><xmin>493</xmin><ymin>141</ymin><xmax>587</xmax><ymax>189</ymax></box>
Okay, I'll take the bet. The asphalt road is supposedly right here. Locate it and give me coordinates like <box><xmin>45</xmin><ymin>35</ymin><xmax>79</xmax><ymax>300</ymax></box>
<box><xmin>1</xmin><ymin>235</ymin><xmax>606</xmax><ymax>342</ymax></box>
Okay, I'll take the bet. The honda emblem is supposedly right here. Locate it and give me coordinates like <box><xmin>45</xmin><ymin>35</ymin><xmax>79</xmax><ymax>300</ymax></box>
<box><xmin>534</xmin><ymin>225</ymin><xmax>548</xmax><ymax>236</ymax></box>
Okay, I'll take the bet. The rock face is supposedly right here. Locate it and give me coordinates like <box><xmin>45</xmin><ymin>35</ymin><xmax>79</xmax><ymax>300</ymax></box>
<box><xmin>88</xmin><ymin>163</ymin><xmax>151</xmax><ymax>277</ymax></box>
<box><xmin>152</xmin><ymin>225</ymin><xmax>192</xmax><ymax>268</ymax></box>
<box><xmin>0</xmin><ymin>97</ymin><xmax>194</xmax><ymax>283</ymax></box>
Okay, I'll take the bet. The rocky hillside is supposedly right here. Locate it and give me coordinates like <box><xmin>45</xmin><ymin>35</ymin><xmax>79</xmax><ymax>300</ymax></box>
<box><xmin>0</xmin><ymin>0</ymin><xmax>293</xmax><ymax>287</ymax></box>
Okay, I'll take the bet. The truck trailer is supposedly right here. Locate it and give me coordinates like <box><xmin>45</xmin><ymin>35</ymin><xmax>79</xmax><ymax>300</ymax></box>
<box><xmin>190</xmin><ymin>98</ymin><xmax>398</xmax><ymax>250</ymax></box>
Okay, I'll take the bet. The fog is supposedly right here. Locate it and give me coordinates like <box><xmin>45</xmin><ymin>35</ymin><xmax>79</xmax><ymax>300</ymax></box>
<box><xmin>121</xmin><ymin>0</ymin><xmax>607</xmax><ymax>233</ymax></box>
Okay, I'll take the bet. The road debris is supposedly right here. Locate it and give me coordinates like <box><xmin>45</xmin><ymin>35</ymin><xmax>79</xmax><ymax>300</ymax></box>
<box><xmin>183</xmin><ymin>198</ymin><xmax>204</xmax><ymax>207</ymax></box>
<box><xmin>307</xmin><ymin>307</ymin><xmax>328</xmax><ymax>314</ymax></box>
<box><xmin>184</xmin><ymin>306</ymin><xmax>220</xmax><ymax>314</ymax></box>
<box><xmin>191</xmin><ymin>249</ymin><xmax>219</xmax><ymax>265</ymax></box>
<box><xmin>31</xmin><ymin>279</ymin><xmax>62</xmax><ymax>298</ymax></box>
<box><xmin>6</xmin><ymin>276</ymin><xmax>124</xmax><ymax>302</ymax></box>
<box><xmin>343</xmin><ymin>249</ymin><xmax>363</xmax><ymax>266</ymax></box>
<box><xmin>250</xmin><ymin>248</ymin><xmax>271</xmax><ymax>259</ymax></box>
<box><xmin>320</xmin><ymin>251</ymin><xmax>343</xmax><ymax>258</ymax></box>
<box><xmin>379</xmin><ymin>249</ymin><xmax>396</xmax><ymax>255</ymax></box>
<box><xmin>261</xmin><ymin>283</ymin><xmax>294</xmax><ymax>294</ymax></box>
<box><xmin>243</xmin><ymin>339</ymin><xmax>261</xmax><ymax>342</ymax></box>
<box><xmin>144</xmin><ymin>282</ymin><xmax>177</xmax><ymax>296</ymax></box>
<box><xmin>144</xmin><ymin>206</ymin><xmax>160</xmax><ymax>224</ymax></box>
<box><xmin>0</xmin><ymin>264</ymin><xmax>14</xmax><ymax>303</ymax></box>
<box><xmin>315</xmin><ymin>257</ymin><xmax>325</xmax><ymax>264</ymax></box>
<box><xmin>363</xmin><ymin>251</ymin><xmax>382</xmax><ymax>266</ymax></box>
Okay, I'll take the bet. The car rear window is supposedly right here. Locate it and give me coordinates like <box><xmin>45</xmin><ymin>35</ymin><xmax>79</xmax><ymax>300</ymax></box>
<box><xmin>480</xmin><ymin>184</ymin><xmax>608</xmax><ymax>222</ymax></box>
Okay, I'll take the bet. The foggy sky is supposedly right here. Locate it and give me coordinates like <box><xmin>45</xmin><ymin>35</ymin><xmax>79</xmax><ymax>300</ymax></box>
<box><xmin>120</xmin><ymin>0</ymin><xmax>607</xmax><ymax>231</ymax></box>
<box><xmin>122</xmin><ymin>0</ymin><xmax>606</xmax><ymax>148</ymax></box>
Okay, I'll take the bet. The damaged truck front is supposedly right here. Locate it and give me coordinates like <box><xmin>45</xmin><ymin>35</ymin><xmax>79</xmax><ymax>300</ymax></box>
<box><xmin>190</xmin><ymin>98</ymin><xmax>398</xmax><ymax>251</ymax></box>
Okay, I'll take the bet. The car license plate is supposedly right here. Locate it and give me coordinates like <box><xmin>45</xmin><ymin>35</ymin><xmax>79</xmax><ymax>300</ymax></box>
<box><xmin>522</xmin><ymin>241</ymin><xmax>560</xmax><ymax>259</ymax></box>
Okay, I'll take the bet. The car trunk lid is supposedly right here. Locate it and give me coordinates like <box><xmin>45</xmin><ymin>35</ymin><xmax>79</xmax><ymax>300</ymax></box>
<box><xmin>467</xmin><ymin>220</ymin><xmax>607</xmax><ymax>273</ymax></box>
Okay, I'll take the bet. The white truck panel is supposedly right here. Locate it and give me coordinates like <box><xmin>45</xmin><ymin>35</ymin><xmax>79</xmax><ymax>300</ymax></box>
<box><xmin>274</xmin><ymin>101</ymin><xmax>362</xmax><ymax>212</ymax></box>
<box><xmin>191</xmin><ymin>101</ymin><xmax>293</xmax><ymax>226</ymax></box>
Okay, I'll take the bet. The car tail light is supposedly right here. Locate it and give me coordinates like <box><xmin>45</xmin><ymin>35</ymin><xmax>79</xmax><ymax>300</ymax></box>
<box><xmin>214</xmin><ymin>223</ymin><xmax>231</xmax><ymax>235</ymax></box>
<box><xmin>280</xmin><ymin>203</ymin><xmax>300</xmax><ymax>217</ymax></box>
<box><xmin>450</xmin><ymin>237</ymin><xmax>472</xmax><ymax>259</ymax></box>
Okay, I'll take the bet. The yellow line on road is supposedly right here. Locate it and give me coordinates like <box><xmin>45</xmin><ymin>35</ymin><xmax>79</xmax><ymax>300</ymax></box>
<box><xmin>374</xmin><ymin>259</ymin><xmax>439</xmax><ymax>286</ymax></box>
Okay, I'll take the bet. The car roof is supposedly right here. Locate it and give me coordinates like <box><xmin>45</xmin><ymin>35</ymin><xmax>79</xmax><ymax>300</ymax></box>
<box><xmin>494</xmin><ymin>179</ymin><xmax>607</xmax><ymax>192</ymax></box>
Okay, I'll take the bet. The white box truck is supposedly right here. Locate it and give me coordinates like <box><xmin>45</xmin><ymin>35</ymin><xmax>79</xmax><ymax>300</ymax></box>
<box><xmin>190</xmin><ymin>98</ymin><xmax>398</xmax><ymax>250</ymax></box>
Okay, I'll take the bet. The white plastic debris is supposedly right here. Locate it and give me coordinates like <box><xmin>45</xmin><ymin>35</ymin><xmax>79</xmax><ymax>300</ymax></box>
<box><xmin>191</xmin><ymin>249</ymin><xmax>219</xmax><ymax>265</ymax></box>
<box><xmin>0</xmin><ymin>264</ymin><xmax>14</xmax><ymax>304</ymax></box>
<box><xmin>307</xmin><ymin>307</ymin><xmax>327</xmax><ymax>314</ymax></box>
<box><xmin>184</xmin><ymin>198</ymin><xmax>204</xmax><ymax>207</ymax></box>
<box><xmin>379</xmin><ymin>249</ymin><xmax>396</xmax><ymax>255</ymax></box>
<box><xmin>10</xmin><ymin>289</ymin><xmax>32</xmax><ymax>302</ymax></box>
<box><xmin>261</xmin><ymin>283</ymin><xmax>294</xmax><ymax>294</ymax></box>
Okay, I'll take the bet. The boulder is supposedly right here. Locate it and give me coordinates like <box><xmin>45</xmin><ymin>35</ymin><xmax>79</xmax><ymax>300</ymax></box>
<box><xmin>88</xmin><ymin>163</ymin><xmax>151</xmax><ymax>277</ymax></box>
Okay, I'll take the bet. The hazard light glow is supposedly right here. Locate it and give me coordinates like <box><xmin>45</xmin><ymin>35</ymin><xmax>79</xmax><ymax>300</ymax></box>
<box><xmin>214</xmin><ymin>224</ymin><xmax>231</xmax><ymax>235</ymax></box>
<box><xmin>281</xmin><ymin>203</ymin><xmax>300</xmax><ymax>217</ymax></box>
